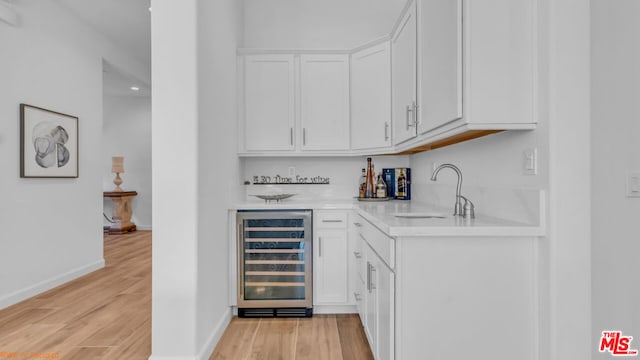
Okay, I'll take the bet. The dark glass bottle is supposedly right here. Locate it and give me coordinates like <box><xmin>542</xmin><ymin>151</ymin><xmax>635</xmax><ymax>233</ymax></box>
<box><xmin>397</xmin><ymin>169</ymin><xmax>407</xmax><ymax>198</ymax></box>
<box><xmin>365</xmin><ymin>158</ymin><xmax>375</xmax><ymax>198</ymax></box>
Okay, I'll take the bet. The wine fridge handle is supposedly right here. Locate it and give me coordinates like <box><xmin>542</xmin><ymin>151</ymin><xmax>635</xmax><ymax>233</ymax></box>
<box><xmin>318</xmin><ymin>237</ymin><xmax>322</xmax><ymax>257</ymax></box>
<box><xmin>237</xmin><ymin>223</ymin><xmax>244</xmax><ymax>300</ymax></box>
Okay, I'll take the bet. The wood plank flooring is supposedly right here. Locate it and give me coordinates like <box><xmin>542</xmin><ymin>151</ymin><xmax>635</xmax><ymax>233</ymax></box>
<box><xmin>0</xmin><ymin>231</ymin><xmax>373</xmax><ymax>360</ymax></box>
<box><xmin>210</xmin><ymin>315</ymin><xmax>373</xmax><ymax>360</ymax></box>
<box><xmin>0</xmin><ymin>231</ymin><xmax>152</xmax><ymax>360</ymax></box>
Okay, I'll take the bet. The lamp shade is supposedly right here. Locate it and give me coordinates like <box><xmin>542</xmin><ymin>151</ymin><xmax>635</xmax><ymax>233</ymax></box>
<box><xmin>112</xmin><ymin>156</ymin><xmax>124</xmax><ymax>173</ymax></box>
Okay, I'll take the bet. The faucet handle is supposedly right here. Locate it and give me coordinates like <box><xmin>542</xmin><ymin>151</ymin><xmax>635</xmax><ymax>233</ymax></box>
<box><xmin>457</xmin><ymin>195</ymin><xmax>475</xmax><ymax>219</ymax></box>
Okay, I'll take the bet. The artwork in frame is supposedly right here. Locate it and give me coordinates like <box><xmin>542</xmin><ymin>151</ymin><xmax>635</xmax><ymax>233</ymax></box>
<box><xmin>20</xmin><ymin>104</ymin><xmax>79</xmax><ymax>178</ymax></box>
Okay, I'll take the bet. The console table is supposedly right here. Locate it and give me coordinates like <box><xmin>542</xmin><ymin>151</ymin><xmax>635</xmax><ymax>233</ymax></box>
<box><xmin>103</xmin><ymin>191</ymin><xmax>138</xmax><ymax>234</ymax></box>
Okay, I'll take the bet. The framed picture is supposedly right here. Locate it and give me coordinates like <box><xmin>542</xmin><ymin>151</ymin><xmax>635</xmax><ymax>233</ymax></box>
<box><xmin>20</xmin><ymin>104</ymin><xmax>79</xmax><ymax>178</ymax></box>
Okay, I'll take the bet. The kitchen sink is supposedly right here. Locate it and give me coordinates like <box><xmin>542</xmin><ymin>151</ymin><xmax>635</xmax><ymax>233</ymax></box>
<box><xmin>392</xmin><ymin>212</ymin><xmax>447</xmax><ymax>219</ymax></box>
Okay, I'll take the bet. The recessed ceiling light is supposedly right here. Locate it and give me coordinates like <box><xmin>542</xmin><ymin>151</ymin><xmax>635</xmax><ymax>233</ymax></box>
<box><xmin>130</xmin><ymin>86</ymin><xmax>140</xmax><ymax>91</ymax></box>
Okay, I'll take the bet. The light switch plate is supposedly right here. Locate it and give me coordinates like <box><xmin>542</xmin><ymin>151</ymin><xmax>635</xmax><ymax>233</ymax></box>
<box><xmin>523</xmin><ymin>148</ymin><xmax>537</xmax><ymax>175</ymax></box>
<box><xmin>626</xmin><ymin>172</ymin><xmax>640</xmax><ymax>198</ymax></box>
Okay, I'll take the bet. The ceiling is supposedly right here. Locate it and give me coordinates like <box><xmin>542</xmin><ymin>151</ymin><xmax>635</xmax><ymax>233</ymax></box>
<box><xmin>51</xmin><ymin>0</ymin><xmax>151</xmax><ymax>97</ymax></box>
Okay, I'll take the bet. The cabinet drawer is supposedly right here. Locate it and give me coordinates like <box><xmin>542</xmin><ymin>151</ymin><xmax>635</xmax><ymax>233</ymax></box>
<box><xmin>315</xmin><ymin>211</ymin><xmax>348</xmax><ymax>229</ymax></box>
<box><xmin>356</xmin><ymin>215</ymin><xmax>395</xmax><ymax>269</ymax></box>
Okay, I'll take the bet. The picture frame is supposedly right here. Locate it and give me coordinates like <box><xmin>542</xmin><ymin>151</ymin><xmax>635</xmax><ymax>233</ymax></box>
<box><xmin>20</xmin><ymin>104</ymin><xmax>79</xmax><ymax>178</ymax></box>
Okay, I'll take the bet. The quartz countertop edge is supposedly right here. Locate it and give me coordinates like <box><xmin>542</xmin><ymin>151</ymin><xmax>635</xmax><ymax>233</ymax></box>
<box><xmin>231</xmin><ymin>199</ymin><xmax>546</xmax><ymax>237</ymax></box>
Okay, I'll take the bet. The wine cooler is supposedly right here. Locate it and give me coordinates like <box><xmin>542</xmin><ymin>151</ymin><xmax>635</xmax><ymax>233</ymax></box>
<box><xmin>236</xmin><ymin>210</ymin><xmax>313</xmax><ymax>317</ymax></box>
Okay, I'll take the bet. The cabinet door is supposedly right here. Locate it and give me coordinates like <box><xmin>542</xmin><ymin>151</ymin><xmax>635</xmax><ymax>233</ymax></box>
<box><xmin>349</xmin><ymin>214</ymin><xmax>365</xmax><ymax>309</ymax></box>
<box><xmin>376</xmin><ymin>259</ymin><xmax>395</xmax><ymax>360</ymax></box>
<box><xmin>314</xmin><ymin>229</ymin><xmax>348</xmax><ymax>304</ymax></box>
<box><xmin>364</xmin><ymin>245</ymin><xmax>378</xmax><ymax>356</ymax></box>
<box><xmin>351</xmin><ymin>42</ymin><xmax>392</xmax><ymax>150</ymax></box>
<box><xmin>392</xmin><ymin>0</ymin><xmax>418</xmax><ymax>145</ymax></box>
<box><xmin>300</xmin><ymin>55</ymin><xmax>350</xmax><ymax>151</ymax></box>
<box><xmin>243</xmin><ymin>55</ymin><xmax>295</xmax><ymax>151</ymax></box>
<box><xmin>418</xmin><ymin>0</ymin><xmax>463</xmax><ymax>134</ymax></box>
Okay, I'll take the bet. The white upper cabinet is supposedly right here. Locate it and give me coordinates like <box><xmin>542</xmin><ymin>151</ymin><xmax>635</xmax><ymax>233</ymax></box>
<box><xmin>351</xmin><ymin>42</ymin><xmax>392</xmax><ymax>151</ymax></box>
<box><xmin>300</xmin><ymin>55</ymin><xmax>350</xmax><ymax>151</ymax></box>
<box><xmin>391</xmin><ymin>1</ymin><xmax>418</xmax><ymax>145</ymax></box>
<box><xmin>417</xmin><ymin>0</ymin><xmax>463</xmax><ymax>134</ymax></box>
<box><xmin>243</xmin><ymin>55</ymin><xmax>295</xmax><ymax>151</ymax></box>
<box><xmin>464</xmin><ymin>0</ymin><xmax>535</xmax><ymax>125</ymax></box>
<box><xmin>238</xmin><ymin>0</ymin><xmax>536</xmax><ymax>156</ymax></box>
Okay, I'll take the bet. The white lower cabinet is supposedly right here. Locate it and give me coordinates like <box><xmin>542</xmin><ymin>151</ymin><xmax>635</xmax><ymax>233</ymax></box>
<box><xmin>349</xmin><ymin>213</ymin><xmax>366</xmax><ymax>317</ymax></box>
<box><xmin>313</xmin><ymin>211</ymin><xmax>349</xmax><ymax>305</ymax></box>
<box><xmin>357</xmin><ymin>215</ymin><xmax>395</xmax><ymax>360</ymax></box>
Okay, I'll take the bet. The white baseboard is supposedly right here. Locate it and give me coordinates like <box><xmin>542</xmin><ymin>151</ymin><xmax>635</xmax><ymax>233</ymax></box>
<box><xmin>0</xmin><ymin>259</ymin><xmax>105</xmax><ymax>310</ymax></box>
<box><xmin>137</xmin><ymin>225</ymin><xmax>152</xmax><ymax>231</ymax></box>
<box><xmin>314</xmin><ymin>304</ymin><xmax>358</xmax><ymax>314</ymax></box>
<box><xmin>196</xmin><ymin>308</ymin><xmax>232</xmax><ymax>360</ymax></box>
<box><xmin>148</xmin><ymin>308</ymin><xmax>232</xmax><ymax>360</ymax></box>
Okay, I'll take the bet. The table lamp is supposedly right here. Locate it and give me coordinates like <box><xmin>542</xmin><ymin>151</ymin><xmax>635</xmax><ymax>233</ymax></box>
<box><xmin>112</xmin><ymin>156</ymin><xmax>125</xmax><ymax>192</ymax></box>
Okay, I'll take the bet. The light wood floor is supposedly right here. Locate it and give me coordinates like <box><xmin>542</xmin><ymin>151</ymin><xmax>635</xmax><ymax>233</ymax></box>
<box><xmin>210</xmin><ymin>315</ymin><xmax>374</xmax><ymax>360</ymax></box>
<box><xmin>0</xmin><ymin>231</ymin><xmax>152</xmax><ymax>360</ymax></box>
<box><xmin>0</xmin><ymin>231</ymin><xmax>373</xmax><ymax>360</ymax></box>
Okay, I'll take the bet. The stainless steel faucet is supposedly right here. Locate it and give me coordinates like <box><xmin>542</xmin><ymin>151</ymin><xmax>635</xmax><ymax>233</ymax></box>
<box><xmin>430</xmin><ymin>163</ymin><xmax>474</xmax><ymax>218</ymax></box>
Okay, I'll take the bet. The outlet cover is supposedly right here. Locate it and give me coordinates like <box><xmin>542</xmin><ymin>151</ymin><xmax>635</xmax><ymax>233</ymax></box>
<box><xmin>627</xmin><ymin>172</ymin><xmax>640</xmax><ymax>198</ymax></box>
<box><xmin>523</xmin><ymin>148</ymin><xmax>537</xmax><ymax>175</ymax></box>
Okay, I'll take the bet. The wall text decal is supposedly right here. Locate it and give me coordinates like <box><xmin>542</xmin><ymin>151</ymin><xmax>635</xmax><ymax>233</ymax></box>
<box><xmin>252</xmin><ymin>175</ymin><xmax>330</xmax><ymax>185</ymax></box>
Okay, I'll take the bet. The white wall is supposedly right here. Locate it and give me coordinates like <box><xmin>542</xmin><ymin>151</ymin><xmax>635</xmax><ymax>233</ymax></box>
<box><xmin>196</xmin><ymin>0</ymin><xmax>243</xmax><ymax>357</ymax></box>
<box><xmin>102</xmin><ymin>95</ymin><xmax>152</xmax><ymax>229</ymax></box>
<box><xmin>243</xmin><ymin>0</ymin><xmax>405</xmax><ymax>49</ymax></box>
<box><xmin>0</xmin><ymin>0</ymin><xmax>148</xmax><ymax>309</ymax></box>
<box><xmin>151</xmin><ymin>0</ymin><xmax>243</xmax><ymax>358</ymax></box>
<box><xmin>592</xmin><ymin>1</ymin><xmax>640</xmax><ymax>358</ymax></box>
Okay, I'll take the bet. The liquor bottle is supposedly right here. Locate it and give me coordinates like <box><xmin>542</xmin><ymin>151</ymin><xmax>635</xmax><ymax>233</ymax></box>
<box><xmin>397</xmin><ymin>169</ymin><xmax>407</xmax><ymax>198</ymax></box>
<box><xmin>358</xmin><ymin>168</ymin><xmax>366</xmax><ymax>198</ymax></box>
<box><xmin>376</xmin><ymin>174</ymin><xmax>387</xmax><ymax>198</ymax></box>
<box><xmin>365</xmin><ymin>158</ymin><xmax>375</xmax><ymax>198</ymax></box>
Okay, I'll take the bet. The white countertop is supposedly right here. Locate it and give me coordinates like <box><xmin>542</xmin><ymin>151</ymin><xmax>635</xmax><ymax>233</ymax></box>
<box><xmin>232</xmin><ymin>199</ymin><xmax>545</xmax><ymax>238</ymax></box>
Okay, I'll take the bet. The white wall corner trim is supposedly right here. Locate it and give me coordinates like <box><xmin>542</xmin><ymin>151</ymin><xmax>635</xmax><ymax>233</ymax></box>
<box><xmin>147</xmin><ymin>308</ymin><xmax>231</xmax><ymax>360</ymax></box>
<box><xmin>0</xmin><ymin>2</ymin><xmax>19</xmax><ymax>26</ymax></box>
<box><xmin>0</xmin><ymin>259</ymin><xmax>105</xmax><ymax>310</ymax></box>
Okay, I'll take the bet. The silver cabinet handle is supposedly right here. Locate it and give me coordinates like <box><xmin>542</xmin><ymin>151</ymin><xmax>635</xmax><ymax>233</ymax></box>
<box><xmin>322</xmin><ymin>219</ymin><xmax>343</xmax><ymax>223</ymax></box>
<box><xmin>407</xmin><ymin>103</ymin><xmax>417</xmax><ymax>130</ymax></box>
<box><xmin>290</xmin><ymin>127</ymin><xmax>293</xmax><ymax>146</ymax></box>
<box><xmin>366</xmin><ymin>262</ymin><xmax>372</xmax><ymax>293</ymax></box>
<box><xmin>384</xmin><ymin>122</ymin><xmax>389</xmax><ymax>141</ymax></box>
<box><xmin>370</xmin><ymin>265</ymin><xmax>377</xmax><ymax>291</ymax></box>
<box><xmin>406</xmin><ymin>105</ymin><xmax>412</xmax><ymax>130</ymax></box>
<box><xmin>353</xmin><ymin>222</ymin><xmax>363</xmax><ymax>227</ymax></box>
<box><xmin>412</xmin><ymin>101</ymin><xmax>418</xmax><ymax>127</ymax></box>
<box><xmin>318</xmin><ymin>236</ymin><xmax>322</xmax><ymax>257</ymax></box>
<box><xmin>353</xmin><ymin>251</ymin><xmax>362</xmax><ymax>259</ymax></box>
<box><xmin>303</xmin><ymin>128</ymin><xmax>307</xmax><ymax>146</ymax></box>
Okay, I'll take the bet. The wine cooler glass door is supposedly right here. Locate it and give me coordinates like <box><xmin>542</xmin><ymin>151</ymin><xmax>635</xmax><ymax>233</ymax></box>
<box><xmin>238</xmin><ymin>211</ymin><xmax>312</xmax><ymax>308</ymax></box>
